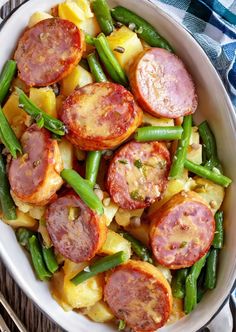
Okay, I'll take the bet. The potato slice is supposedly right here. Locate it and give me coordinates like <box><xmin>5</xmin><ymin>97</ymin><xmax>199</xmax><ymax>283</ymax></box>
<box><xmin>61</xmin><ymin>65</ymin><xmax>93</xmax><ymax>97</ymax></box>
<box><xmin>78</xmin><ymin>16</ymin><xmax>100</xmax><ymax>37</ymax></box>
<box><xmin>50</xmin><ymin>270</ymin><xmax>73</xmax><ymax>311</ymax></box>
<box><xmin>3</xmin><ymin>92</ymin><xmax>29</xmax><ymax>138</ymax></box>
<box><xmin>85</xmin><ymin>301</ymin><xmax>114</xmax><ymax>322</ymax></box>
<box><xmin>58</xmin><ymin>1</ymin><xmax>85</xmax><ymax>26</ymax></box>
<box><xmin>142</xmin><ymin>113</ymin><xmax>175</xmax><ymax>127</ymax></box>
<box><xmin>115</xmin><ymin>208</ymin><xmax>144</xmax><ymax>227</ymax></box>
<box><xmin>29</xmin><ymin>87</ymin><xmax>57</xmax><ymax>118</ymax></box>
<box><xmin>74</xmin><ymin>0</ymin><xmax>93</xmax><ymax>18</ymax></box>
<box><xmin>187</xmin><ymin>127</ymin><xmax>202</xmax><ymax>165</ymax></box>
<box><xmin>100</xmin><ymin>230</ymin><xmax>131</xmax><ymax>260</ymax></box>
<box><xmin>28</xmin><ymin>11</ymin><xmax>52</xmax><ymax>28</ymax></box>
<box><xmin>107</xmin><ymin>26</ymin><xmax>143</xmax><ymax>71</ymax></box>
<box><xmin>125</xmin><ymin>222</ymin><xmax>150</xmax><ymax>247</ymax></box>
<box><xmin>193</xmin><ymin>177</ymin><xmax>225</xmax><ymax>214</ymax></box>
<box><xmin>58</xmin><ymin>139</ymin><xmax>74</xmax><ymax>169</ymax></box>
<box><xmin>3</xmin><ymin>209</ymin><xmax>37</xmax><ymax>229</ymax></box>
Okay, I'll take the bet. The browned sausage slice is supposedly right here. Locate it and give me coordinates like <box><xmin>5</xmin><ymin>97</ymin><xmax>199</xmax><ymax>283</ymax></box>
<box><xmin>106</xmin><ymin>141</ymin><xmax>170</xmax><ymax>210</ymax></box>
<box><xmin>46</xmin><ymin>193</ymin><xmax>107</xmax><ymax>263</ymax></box>
<box><xmin>59</xmin><ymin>82</ymin><xmax>143</xmax><ymax>150</ymax></box>
<box><xmin>9</xmin><ymin>124</ymin><xmax>63</xmax><ymax>205</ymax></box>
<box><xmin>150</xmin><ymin>191</ymin><xmax>215</xmax><ymax>269</ymax></box>
<box><xmin>14</xmin><ymin>18</ymin><xmax>84</xmax><ymax>87</ymax></box>
<box><xmin>104</xmin><ymin>260</ymin><xmax>172</xmax><ymax>331</ymax></box>
<box><xmin>129</xmin><ymin>48</ymin><xmax>198</xmax><ymax>119</ymax></box>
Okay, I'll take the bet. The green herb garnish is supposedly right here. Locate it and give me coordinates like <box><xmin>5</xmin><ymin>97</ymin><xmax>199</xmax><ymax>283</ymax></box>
<box><xmin>130</xmin><ymin>190</ymin><xmax>143</xmax><ymax>201</ymax></box>
<box><xmin>134</xmin><ymin>159</ymin><xmax>143</xmax><ymax>169</ymax></box>
<box><xmin>118</xmin><ymin>159</ymin><xmax>128</xmax><ymax>164</ymax></box>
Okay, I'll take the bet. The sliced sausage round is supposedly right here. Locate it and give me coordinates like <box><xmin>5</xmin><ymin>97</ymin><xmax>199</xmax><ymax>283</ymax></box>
<box><xmin>46</xmin><ymin>193</ymin><xmax>107</xmax><ymax>263</ymax></box>
<box><xmin>14</xmin><ymin>18</ymin><xmax>84</xmax><ymax>87</ymax></box>
<box><xmin>107</xmin><ymin>141</ymin><xmax>170</xmax><ymax>210</ymax></box>
<box><xmin>129</xmin><ymin>48</ymin><xmax>198</xmax><ymax>119</ymax></box>
<box><xmin>104</xmin><ymin>260</ymin><xmax>172</xmax><ymax>331</ymax></box>
<box><xmin>150</xmin><ymin>191</ymin><xmax>215</xmax><ymax>269</ymax></box>
<box><xmin>59</xmin><ymin>82</ymin><xmax>143</xmax><ymax>150</ymax></box>
<box><xmin>9</xmin><ymin>124</ymin><xmax>63</xmax><ymax>205</ymax></box>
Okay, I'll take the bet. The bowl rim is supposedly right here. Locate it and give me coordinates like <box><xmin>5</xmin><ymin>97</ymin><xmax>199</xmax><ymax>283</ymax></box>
<box><xmin>0</xmin><ymin>0</ymin><xmax>235</xmax><ymax>331</ymax></box>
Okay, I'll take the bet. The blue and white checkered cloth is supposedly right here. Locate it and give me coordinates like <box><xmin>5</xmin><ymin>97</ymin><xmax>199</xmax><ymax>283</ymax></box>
<box><xmin>154</xmin><ymin>0</ymin><xmax>236</xmax><ymax>107</ymax></box>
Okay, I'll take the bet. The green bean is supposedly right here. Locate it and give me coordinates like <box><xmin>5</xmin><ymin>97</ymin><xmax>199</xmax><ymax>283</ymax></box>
<box><xmin>16</xmin><ymin>228</ymin><xmax>35</xmax><ymax>250</ymax></box>
<box><xmin>197</xmin><ymin>268</ymin><xmax>207</xmax><ymax>303</ymax></box>
<box><xmin>85</xmin><ymin>151</ymin><xmax>102</xmax><ymax>187</ymax></box>
<box><xmin>134</xmin><ymin>126</ymin><xmax>183</xmax><ymax>142</ymax></box>
<box><xmin>0</xmin><ymin>60</ymin><xmax>17</xmax><ymax>104</ymax></box>
<box><xmin>0</xmin><ymin>107</ymin><xmax>22</xmax><ymax>158</ymax></box>
<box><xmin>121</xmin><ymin>232</ymin><xmax>153</xmax><ymax>263</ymax></box>
<box><xmin>204</xmin><ymin>249</ymin><xmax>218</xmax><ymax>290</ymax></box>
<box><xmin>42</xmin><ymin>246</ymin><xmax>59</xmax><ymax>274</ymax></box>
<box><xmin>92</xmin><ymin>0</ymin><xmax>114</xmax><ymax>35</ymax></box>
<box><xmin>16</xmin><ymin>88</ymin><xmax>66</xmax><ymax>136</ymax></box>
<box><xmin>87</xmin><ymin>53</ymin><xmax>108</xmax><ymax>83</ymax></box>
<box><xmin>61</xmin><ymin>169</ymin><xmax>104</xmax><ymax>215</ymax></box>
<box><xmin>111</xmin><ymin>6</ymin><xmax>173</xmax><ymax>52</ymax></box>
<box><xmin>212</xmin><ymin>211</ymin><xmax>224</xmax><ymax>249</ymax></box>
<box><xmin>94</xmin><ymin>38</ymin><xmax>121</xmax><ymax>83</ymax></box>
<box><xmin>0</xmin><ymin>152</ymin><xmax>16</xmax><ymax>220</ymax></box>
<box><xmin>85</xmin><ymin>34</ymin><xmax>96</xmax><ymax>45</ymax></box>
<box><xmin>198</xmin><ymin>121</ymin><xmax>221</xmax><ymax>170</ymax></box>
<box><xmin>169</xmin><ymin>115</ymin><xmax>192</xmax><ymax>179</ymax></box>
<box><xmin>118</xmin><ymin>320</ymin><xmax>126</xmax><ymax>330</ymax></box>
<box><xmin>171</xmin><ymin>268</ymin><xmax>188</xmax><ymax>299</ymax></box>
<box><xmin>71</xmin><ymin>251</ymin><xmax>126</xmax><ymax>285</ymax></box>
<box><xmin>184</xmin><ymin>254</ymin><xmax>207</xmax><ymax>314</ymax></box>
<box><xmin>28</xmin><ymin>235</ymin><xmax>52</xmax><ymax>281</ymax></box>
<box><xmin>184</xmin><ymin>160</ymin><xmax>232</xmax><ymax>188</ymax></box>
<box><xmin>95</xmin><ymin>33</ymin><xmax>128</xmax><ymax>86</ymax></box>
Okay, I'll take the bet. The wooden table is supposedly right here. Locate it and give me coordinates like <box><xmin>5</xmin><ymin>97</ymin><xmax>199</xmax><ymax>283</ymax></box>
<box><xmin>0</xmin><ymin>261</ymin><xmax>63</xmax><ymax>332</ymax></box>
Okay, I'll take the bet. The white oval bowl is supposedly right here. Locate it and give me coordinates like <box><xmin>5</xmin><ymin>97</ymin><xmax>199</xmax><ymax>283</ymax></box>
<box><xmin>0</xmin><ymin>0</ymin><xmax>235</xmax><ymax>331</ymax></box>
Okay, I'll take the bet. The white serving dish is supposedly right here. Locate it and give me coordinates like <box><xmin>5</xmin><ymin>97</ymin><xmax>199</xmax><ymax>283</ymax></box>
<box><xmin>0</xmin><ymin>0</ymin><xmax>235</xmax><ymax>331</ymax></box>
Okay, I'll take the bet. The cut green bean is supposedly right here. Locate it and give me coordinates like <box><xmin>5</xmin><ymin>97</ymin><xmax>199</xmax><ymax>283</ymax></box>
<box><xmin>71</xmin><ymin>251</ymin><xmax>126</xmax><ymax>285</ymax></box>
<box><xmin>0</xmin><ymin>151</ymin><xmax>16</xmax><ymax>220</ymax></box>
<box><xmin>94</xmin><ymin>38</ymin><xmax>121</xmax><ymax>83</ymax></box>
<box><xmin>170</xmin><ymin>115</ymin><xmax>192</xmax><ymax>179</ymax></box>
<box><xmin>111</xmin><ymin>6</ymin><xmax>173</xmax><ymax>52</ymax></box>
<box><xmin>184</xmin><ymin>160</ymin><xmax>232</xmax><ymax>188</ymax></box>
<box><xmin>61</xmin><ymin>169</ymin><xmax>104</xmax><ymax>215</ymax></box>
<box><xmin>0</xmin><ymin>108</ymin><xmax>22</xmax><ymax>158</ymax></box>
<box><xmin>16</xmin><ymin>88</ymin><xmax>66</xmax><ymax>136</ymax></box>
<box><xmin>95</xmin><ymin>33</ymin><xmax>128</xmax><ymax>86</ymax></box>
<box><xmin>28</xmin><ymin>235</ymin><xmax>52</xmax><ymax>281</ymax></box>
<box><xmin>87</xmin><ymin>53</ymin><xmax>108</xmax><ymax>83</ymax></box>
<box><xmin>92</xmin><ymin>0</ymin><xmax>114</xmax><ymax>35</ymax></box>
<box><xmin>171</xmin><ymin>268</ymin><xmax>188</xmax><ymax>299</ymax></box>
<box><xmin>85</xmin><ymin>34</ymin><xmax>96</xmax><ymax>45</ymax></box>
<box><xmin>121</xmin><ymin>232</ymin><xmax>153</xmax><ymax>263</ymax></box>
<box><xmin>135</xmin><ymin>126</ymin><xmax>183</xmax><ymax>142</ymax></box>
<box><xmin>184</xmin><ymin>254</ymin><xmax>207</xmax><ymax>314</ymax></box>
<box><xmin>0</xmin><ymin>60</ymin><xmax>17</xmax><ymax>104</ymax></box>
<box><xmin>16</xmin><ymin>228</ymin><xmax>35</xmax><ymax>250</ymax></box>
<box><xmin>212</xmin><ymin>211</ymin><xmax>224</xmax><ymax>249</ymax></box>
<box><xmin>204</xmin><ymin>249</ymin><xmax>218</xmax><ymax>290</ymax></box>
<box><xmin>42</xmin><ymin>246</ymin><xmax>59</xmax><ymax>274</ymax></box>
<box><xmin>85</xmin><ymin>151</ymin><xmax>102</xmax><ymax>187</ymax></box>
<box><xmin>198</xmin><ymin>121</ymin><xmax>221</xmax><ymax>170</ymax></box>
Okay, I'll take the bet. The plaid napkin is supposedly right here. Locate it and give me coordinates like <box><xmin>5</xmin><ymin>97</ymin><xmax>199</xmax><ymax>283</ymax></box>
<box><xmin>153</xmin><ymin>0</ymin><xmax>236</xmax><ymax>107</ymax></box>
